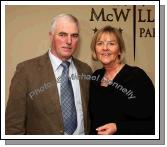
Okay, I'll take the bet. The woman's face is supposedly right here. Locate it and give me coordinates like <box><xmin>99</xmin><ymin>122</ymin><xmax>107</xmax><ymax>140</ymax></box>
<box><xmin>95</xmin><ymin>32</ymin><xmax>120</xmax><ymax>66</ymax></box>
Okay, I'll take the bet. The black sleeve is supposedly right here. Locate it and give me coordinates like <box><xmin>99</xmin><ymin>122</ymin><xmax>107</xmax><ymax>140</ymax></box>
<box><xmin>89</xmin><ymin>78</ymin><xmax>97</xmax><ymax>135</ymax></box>
<box><xmin>116</xmin><ymin>68</ymin><xmax>155</xmax><ymax>135</ymax></box>
<box><xmin>88</xmin><ymin>70</ymin><xmax>102</xmax><ymax>135</ymax></box>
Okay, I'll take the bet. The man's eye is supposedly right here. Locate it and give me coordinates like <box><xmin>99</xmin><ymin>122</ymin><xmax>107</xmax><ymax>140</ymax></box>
<box><xmin>72</xmin><ymin>34</ymin><xmax>79</xmax><ymax>38</ymax></box>
<box><xmin>58</xmin><ymin>33</ymin><xmax>67</xmax><ymax>37</ymax></box>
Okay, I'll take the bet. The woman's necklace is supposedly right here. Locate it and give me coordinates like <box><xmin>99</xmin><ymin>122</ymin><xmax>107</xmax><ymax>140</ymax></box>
<box><xmin>101</xmin><ymin>76</ymin><xmax>113</xmax><ymax>87</ymax></box>
<box><xmin>100</xmin><ymin>64</ymin><xmax>124</xmax><ymax>87</ymax></box>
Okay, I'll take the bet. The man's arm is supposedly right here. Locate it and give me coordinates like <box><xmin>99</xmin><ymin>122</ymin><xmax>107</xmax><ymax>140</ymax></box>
<box><xmin>6</xmin><ymin>63</ymin><xmax>27</xmax><ymax>134</ymax></box>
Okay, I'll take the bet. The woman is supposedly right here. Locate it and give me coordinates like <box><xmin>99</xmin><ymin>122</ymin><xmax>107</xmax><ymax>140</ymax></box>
<box><xmin>89</xmin><ymin>26</ymin><xmax>155</xmax><ymax>135</ymax></box>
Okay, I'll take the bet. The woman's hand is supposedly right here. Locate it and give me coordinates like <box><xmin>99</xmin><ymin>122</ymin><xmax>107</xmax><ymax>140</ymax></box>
<box><xmin>96</xmin><ymin>123</ymin><xmax>117</xmax><ymax>135</ymax></box>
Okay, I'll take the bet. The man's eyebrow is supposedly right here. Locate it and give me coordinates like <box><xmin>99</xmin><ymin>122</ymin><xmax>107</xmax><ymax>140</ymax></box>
<box><xmin>72</xmin><ymin>33</ymin><xmax>79</xmax><ymax>35</ymax></box>
<box><xmin>57</xmin><ymin>32</ymin><xmax>67</xmax><ymax>34</ymax></box>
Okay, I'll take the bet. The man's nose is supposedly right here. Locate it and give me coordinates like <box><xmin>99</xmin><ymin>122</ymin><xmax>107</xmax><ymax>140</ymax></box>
<box><xmin>66</xmin><ymin>35</ymin><xmax>72</xmax><ymax>45</ymax></box>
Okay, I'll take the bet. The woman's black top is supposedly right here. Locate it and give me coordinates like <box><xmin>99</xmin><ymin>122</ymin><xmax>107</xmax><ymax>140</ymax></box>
<box><xmin>89</xmin><ymin>64</ymin><xmax>155</xmax><ymax>135</ymax></box>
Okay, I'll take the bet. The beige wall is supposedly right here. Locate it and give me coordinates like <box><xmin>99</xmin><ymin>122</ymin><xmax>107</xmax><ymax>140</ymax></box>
<box><xmin>5</xmin><ymin>5</ymin><xmax>155</xmax><ymax>105</ymax></box>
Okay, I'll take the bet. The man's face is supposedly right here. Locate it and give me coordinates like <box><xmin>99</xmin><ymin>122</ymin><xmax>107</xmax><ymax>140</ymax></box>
<box><xmin>50</xmin><ymin>18</ymin><xmax>79</xmax><ymax>61</ymax></box>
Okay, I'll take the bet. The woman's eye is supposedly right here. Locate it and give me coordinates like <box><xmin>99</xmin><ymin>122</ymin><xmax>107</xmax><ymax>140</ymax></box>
<box><xmin>96</xmin><ymin>42</ymin><xmax>103</xmax><ymax>45</ymax></box>
<box><xmin>108</xmin><ymin>43</ymin><xmax>114</xmax><ymax>45</ymax></box>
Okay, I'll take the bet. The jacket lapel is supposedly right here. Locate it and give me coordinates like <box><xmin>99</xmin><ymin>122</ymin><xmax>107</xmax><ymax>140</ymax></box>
<box><xmin>38</xmin><ymin>52</ymin><xmax>64</xmax><ymax>132</ymax></box>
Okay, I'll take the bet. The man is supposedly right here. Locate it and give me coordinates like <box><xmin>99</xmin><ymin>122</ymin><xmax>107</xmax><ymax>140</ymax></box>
<box><xmin>5</xmin><ymin>14</ymin><xmax>92</xmax><ymax>135</ymax></box>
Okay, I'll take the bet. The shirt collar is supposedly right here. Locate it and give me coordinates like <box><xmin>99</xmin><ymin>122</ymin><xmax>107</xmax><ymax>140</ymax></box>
<box><xmin>48</xmin><ymin>49</ymin><xmax>72</xmax><ymax>71</ymax></box>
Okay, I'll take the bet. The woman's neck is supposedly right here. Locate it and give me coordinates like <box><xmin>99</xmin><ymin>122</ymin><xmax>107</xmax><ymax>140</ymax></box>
<box><xmin>104</xmin><ymin>63</ymin><xmax>124</xmax><ymax>80</ymax></box>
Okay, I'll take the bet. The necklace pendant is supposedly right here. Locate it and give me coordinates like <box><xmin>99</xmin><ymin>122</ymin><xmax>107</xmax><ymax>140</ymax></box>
<box><xmin>101</xmin><ymin>78</ymin><xmax>109</xmax><ymax>87</ymax></box>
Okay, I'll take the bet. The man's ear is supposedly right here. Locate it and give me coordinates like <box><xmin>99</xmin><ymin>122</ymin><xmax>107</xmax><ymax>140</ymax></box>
<box><xmin>49</xmin><ymin>31</ymin><xmax>53</xmax><ymax>42</ymax></box>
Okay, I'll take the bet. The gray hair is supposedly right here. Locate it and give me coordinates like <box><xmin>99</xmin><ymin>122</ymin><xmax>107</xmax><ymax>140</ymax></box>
<box><xmin>50</xmin><ymin>13</ymin><xmax>79</xmax><ymax>34</ymax></box>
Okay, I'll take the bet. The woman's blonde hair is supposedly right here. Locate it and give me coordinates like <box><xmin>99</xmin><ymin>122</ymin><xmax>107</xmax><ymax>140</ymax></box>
<box><xmin>91</xmin><ymin>25</ymin><xmax>126</xmax><ymax>63</ymax></box>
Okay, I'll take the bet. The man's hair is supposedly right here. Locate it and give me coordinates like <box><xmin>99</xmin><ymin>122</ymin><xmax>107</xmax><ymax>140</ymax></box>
<box><xmin>91</xmin><ymin>25</ymin><xmax>126</xmax><ymax>63</ymax></box>
<box><xmin>50</xmin><ymin>13</ymin><xmax>79</xmax><ymax>34</ymax></box>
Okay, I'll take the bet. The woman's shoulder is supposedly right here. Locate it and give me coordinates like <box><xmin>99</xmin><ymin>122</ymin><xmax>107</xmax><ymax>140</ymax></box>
<box><xmin>125</xmin><ymin>64</ymin><xmax>148</xmax><ymax>76</ymax></box>
<box><xmin>124</xmin><ymin>64</ymin><xmax>153</xmax><ymax>83</ymax></box>
<box><xmin>90</xmin><ymin>68</ymin><xmax>105</xmax><ymax>84</ymax></box>
<box><xmin>92</xmin><ymin>68</ymin><xmax>105</xmax><ymax>76</ymax></box>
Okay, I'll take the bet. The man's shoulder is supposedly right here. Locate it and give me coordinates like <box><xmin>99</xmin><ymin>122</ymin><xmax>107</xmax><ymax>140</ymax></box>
<box><xmin>73</xmin><ymin>58</ymin><xmax>92</xmax><ymax>74</ymax></box>
<box><xmin>17</xmin><ymin>52</ymin><xmax>48</xmax><ymax>68</ymax></box>
<box><xmin>73</xmin><ymin>58</ymin><xmax>92</xmax><ymax>71</ymax></box>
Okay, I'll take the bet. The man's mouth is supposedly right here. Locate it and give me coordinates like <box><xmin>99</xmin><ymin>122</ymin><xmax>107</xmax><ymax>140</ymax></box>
<box><xmin>62</xmin><ymin>46</ymin><xmax>72</xmax><ymax>50</ymax></box>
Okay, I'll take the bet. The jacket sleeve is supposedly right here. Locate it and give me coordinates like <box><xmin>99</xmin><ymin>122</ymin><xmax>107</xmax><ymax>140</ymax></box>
<box><xmin>5</xmin><ymin>63</ymin><xmax>27</xmax><ymax>134</ymax></box>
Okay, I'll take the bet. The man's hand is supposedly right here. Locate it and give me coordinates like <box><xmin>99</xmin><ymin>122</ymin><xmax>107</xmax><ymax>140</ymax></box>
<box><xmin>96</xmin><ymin>123</ymin><xmax>117</xmax><ymax>135</ymax></box>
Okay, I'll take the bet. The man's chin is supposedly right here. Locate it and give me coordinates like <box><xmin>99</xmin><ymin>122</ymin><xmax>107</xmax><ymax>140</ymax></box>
<box><xmin>61</xmin><ymin>54</ymin><xmax>72</xmax><ymax>60</ymax></box>
<box><xmin>63</xmin><ymin>51</ymin><xmax>74</xmax><ymax>57</ymax></box>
